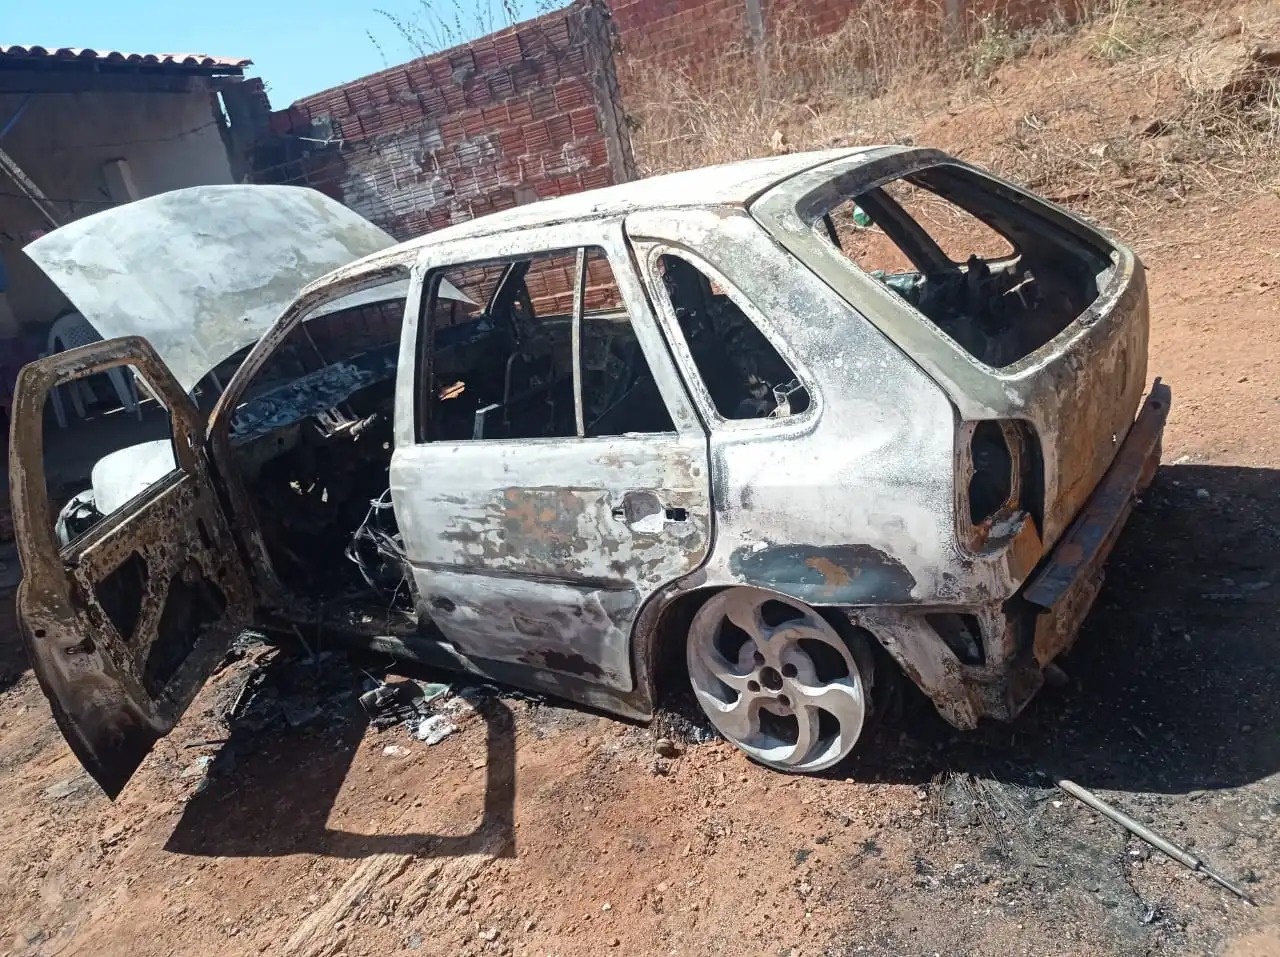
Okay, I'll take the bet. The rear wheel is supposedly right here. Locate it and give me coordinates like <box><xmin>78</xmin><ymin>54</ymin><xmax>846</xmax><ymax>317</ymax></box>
<box><xmin>686</xmin><ymin>587</ymin><xmax>874</xmax><ymax>772</ymax></box>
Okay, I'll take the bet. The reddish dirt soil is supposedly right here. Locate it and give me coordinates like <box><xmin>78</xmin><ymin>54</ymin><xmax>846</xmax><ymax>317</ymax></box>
<box><xmin>3</xmin><ymin>34</ymin><xmax>1280</xmax><ymax>957</ymax></box>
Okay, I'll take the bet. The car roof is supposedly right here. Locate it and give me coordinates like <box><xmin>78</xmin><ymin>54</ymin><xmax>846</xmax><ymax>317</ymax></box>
<box><xmin>351</xmin><ymin>146</ymin><xmax>894</xmax><ymax>269</ymax></box>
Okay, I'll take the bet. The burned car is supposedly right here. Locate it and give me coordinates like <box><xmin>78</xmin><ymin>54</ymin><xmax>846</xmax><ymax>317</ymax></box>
<box><xmin>9</xmin><ymin>147</ymin><xmax>1169</xmax><ymax>796</ymax></box>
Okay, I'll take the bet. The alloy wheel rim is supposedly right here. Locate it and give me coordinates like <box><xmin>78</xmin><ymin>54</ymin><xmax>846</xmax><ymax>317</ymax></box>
<box><xmin>687</xmin><ymin>587</ymin><xmax>870</xmax><ymax>772</ymax></box>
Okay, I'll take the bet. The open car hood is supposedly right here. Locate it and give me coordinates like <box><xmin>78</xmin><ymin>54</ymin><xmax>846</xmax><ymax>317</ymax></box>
<box><xmin>25</xmin><ymin>185</ymin><xmax>400</xmax><ymax>394</ymax></box>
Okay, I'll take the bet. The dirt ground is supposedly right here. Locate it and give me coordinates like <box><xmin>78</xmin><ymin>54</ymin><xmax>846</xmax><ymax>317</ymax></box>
<box><xmin>4</xmin><ymin>32</ymin><xmax>1280</xmax><ymax>957</ymax></box>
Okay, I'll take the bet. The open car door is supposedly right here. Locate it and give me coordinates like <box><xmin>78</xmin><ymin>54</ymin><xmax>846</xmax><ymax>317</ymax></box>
<box><xmin>9</xmin><ymin>337</ymin><xmax>253</xmax><ymax>798</ymax></box>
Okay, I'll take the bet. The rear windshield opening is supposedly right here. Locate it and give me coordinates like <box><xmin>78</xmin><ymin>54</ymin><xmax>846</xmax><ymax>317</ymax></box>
<box><xmin>812</xmin><ymin>164</ymin><xmax>1114</xmax><ymax>367</ymax></box>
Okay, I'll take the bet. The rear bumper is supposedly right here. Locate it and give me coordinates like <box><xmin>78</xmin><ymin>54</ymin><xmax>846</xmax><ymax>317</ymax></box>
<box><xmin>828</xmin><ymin>380</ymin><xmax>1170</xmax><ymax>731</ymax></box>
<box><xmin>1023</xmin><ymin>379</ymin><xmax>1171</xmax><ymax>667</ymax></box>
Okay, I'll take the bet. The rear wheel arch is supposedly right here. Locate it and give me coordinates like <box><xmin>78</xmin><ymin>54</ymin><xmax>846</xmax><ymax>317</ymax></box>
<box><xmin>634</xmin><ymin>582</ymin><xmax>895</xmax><ymax>704</ymax></box>
<box><xmin>634</xmin><ymin>583</ymin><xmax>902</xmax><ymax>760</ymax></box>
<box><xmin>629</xmin><ymin>583</ymin><xmax>726</xmax><ymax>715</ymax></box>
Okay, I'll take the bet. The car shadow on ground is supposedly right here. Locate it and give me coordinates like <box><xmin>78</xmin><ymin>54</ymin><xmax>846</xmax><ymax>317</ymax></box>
<box><xmin>0</xmin><ymin>601</ymin><xmax>25</xmax><ymax>696</ymax></box>
<box><xmin>847</xmin><ymin>464</ymin><xmax>1280</xmax><ymax>796</ymax></box>
<box><xmin>6</xmin><ymin>463</ymin><xmax>1274</xmax><ymax>861</ymax></box>
<box><xmin>164</xmin><ymin>655</ymin><xmax>517</xmax><ymax>861</ymax></box>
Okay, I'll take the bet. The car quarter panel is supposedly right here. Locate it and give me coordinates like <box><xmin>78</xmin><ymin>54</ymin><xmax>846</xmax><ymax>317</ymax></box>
<box><xmin>625</xmin><ymin>208</ymin><xmax>1011</xmax><ymax>606</ymax></box>
<box><xmin>751</xmin><ymin>149</ymin><xmax>1150</xmax><ymax>549</ymax></box>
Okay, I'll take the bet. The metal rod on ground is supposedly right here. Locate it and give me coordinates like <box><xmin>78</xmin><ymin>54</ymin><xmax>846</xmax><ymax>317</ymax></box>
<box><xmin>291</xmin><ymin>623</ymin><xmax>317</xmax><ymax>661</ymax></box>
<box><xmin>1057</xmin><ymin>778</ymin><xmax>1257</xmax><ymax>906</ymax></box>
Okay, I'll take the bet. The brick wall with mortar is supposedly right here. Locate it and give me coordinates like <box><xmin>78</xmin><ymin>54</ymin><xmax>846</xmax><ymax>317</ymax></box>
<box><xmin>249</xmin><ymin>0</ymin><xmax>1071</xmax><ymax>248</ymax></box>
<box><xmin>610</xmin><ymin>0</ymin><xmax>751</xmax><ymax>73</ymax></box>
<box><xmin>252</xmin><ymin>0</ymin><xmax>631</xmax><ymax>242</ymax></box>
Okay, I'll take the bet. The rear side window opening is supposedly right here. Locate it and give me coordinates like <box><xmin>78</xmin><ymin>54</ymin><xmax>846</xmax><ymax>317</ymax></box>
<box><xmin>653</xmin><ymin>253</ymin><xmax>810</xmax><ymax>421</ymax></box>
<box><xmin>811</xmin><ymin>164</ymin><xmax>1114</xmax><ymax>368</ymax></box>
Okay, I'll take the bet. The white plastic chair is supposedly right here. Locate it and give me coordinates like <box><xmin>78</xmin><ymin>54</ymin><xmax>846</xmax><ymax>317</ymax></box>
<box><xmin>46</xmin><ymin>312</ymin><xmax>141</xmax><ymax>428</ymax></box>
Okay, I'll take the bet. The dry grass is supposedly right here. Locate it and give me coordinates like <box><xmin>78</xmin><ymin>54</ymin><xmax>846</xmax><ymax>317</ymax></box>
<box><xmin>620</xmin><ymin>0</ymin><xmax>979</xmax><ymax>175</ymax></box>
<box><xmin>623</xmin><ymin>0</ymin><xmax>1280</xmax><ymax>229</ymax></box>
<box><xmin>623</xmin><ymin>0</ymin><xmax>1096</xmax><ymax>176</ymax></box>
<box><xmin>970</xmin><ymin>15</ymin><xmax>1035</xmax><ymax>78</ymax></box>
<box><xmin>988</xmin><ymin>3</ymin><xmax>1280</xmax><ymax>224</ymax></box>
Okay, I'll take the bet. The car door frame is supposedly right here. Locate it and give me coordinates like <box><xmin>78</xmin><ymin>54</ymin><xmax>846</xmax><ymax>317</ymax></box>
<box><xmin>204</xmin><ymin>255</ymin><xmax>416</xmax><ymax>614</ymax></box>
<box><xmin>9</xmin><ymin>335</ymin><xmax>256</xmax><ymax>797</ymax></box>
<box><xmin>390</xmin><ymin>219</ymin><xmax>713</xmax><ymax>714</ymax></box>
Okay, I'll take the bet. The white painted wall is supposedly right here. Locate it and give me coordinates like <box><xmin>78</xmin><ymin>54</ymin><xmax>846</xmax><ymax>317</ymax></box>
<box><xmin>0</xmin><ymin>88</ymin><xmax>234</xmax><ymax>336</ymax></box>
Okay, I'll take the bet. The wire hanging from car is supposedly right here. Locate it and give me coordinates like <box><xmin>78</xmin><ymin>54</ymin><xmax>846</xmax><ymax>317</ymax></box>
<box><xmin>345</xmin><ymin>488</ymin><xmax>410</xmax><ymax>603</ymax></box>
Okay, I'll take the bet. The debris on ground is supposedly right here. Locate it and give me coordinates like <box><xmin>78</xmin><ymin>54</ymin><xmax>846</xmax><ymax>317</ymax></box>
<box><xmin>220</xmin><ymin>649</ymin><xmax>357</xmax><ymax>734</ymax></box>
<box><xmin>42</xmin><ymin>776</ymin><xmax>90</xmax><ymax>801</ymax></box>
<box><xmin>359</xmin><ymin>679</ymin><xmax>450</xmax><ymax>730</ymax></box>
<box><xmin>1057</xmin><ymin>778</ymin><xmax>1259</xmax><ymax>906</ymax></box>
<box><xmin>414</xmin><ymin>714</ymin><xmax>457</xmax><ymax>745</ymax></box>
<box><xmin>654</xmin><ymin>737</ymin><xmax>682</xmax><ymax>759</ymax></box>
<box><xmin>181</xmin><ymin>756</ymin><xmax>214</xmax><ymax>780</ymax></box>
<box><xmin>650</xmin><ymin>699</ymin><xmax>717</xmax><ymax>747</ymax></box>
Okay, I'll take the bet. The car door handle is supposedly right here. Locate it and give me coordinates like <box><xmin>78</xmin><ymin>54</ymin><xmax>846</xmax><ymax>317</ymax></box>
<box><xmin>611</xmin><ymin>491</ymin><xmax>688</xmax><ymax>527</ymax></box>
<box><xmin>611</xmin><ymin>504</ymin><xmax>689</xmax><ymax>522</ymax></box>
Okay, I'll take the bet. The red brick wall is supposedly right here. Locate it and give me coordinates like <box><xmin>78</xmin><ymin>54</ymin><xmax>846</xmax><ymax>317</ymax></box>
<box><xmin>763</xmin><ymin>0</ymin><xmax>862</xmax><ymax>41</ymax></box>
<box><xmin>255</xmin><ymin>1</ymin><xmax>631</xmax><ymax>242</ymax></box>
<box><xmin>251</xmin><ymin>0</ymin><xmax>1073</xmax><ymax>248</ymax></box>
<box><xmin>611</xmin><ymin>0</ymin><xmax>750</xmax><ymax>68</ymax></box>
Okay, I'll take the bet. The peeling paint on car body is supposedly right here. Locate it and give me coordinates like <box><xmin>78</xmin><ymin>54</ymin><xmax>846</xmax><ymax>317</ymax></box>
<box><xmin>10</xmin><ymin>147</ymin><xmax>1168</xmax><ymax>796</ymax></box>
<box><xmin>729</xmin><ymin>544</ymin><xmax>918</xmax><ymax>604</ymax></box>
<box><xmin>25</xmin><ymin>186</ymin><xmax>398</xmax><ymax>395</ymax></box>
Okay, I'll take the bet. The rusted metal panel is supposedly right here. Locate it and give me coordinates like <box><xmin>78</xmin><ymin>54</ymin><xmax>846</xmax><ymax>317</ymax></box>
<box><xmin>414</xmin><ymin>568</ymin><xmax>638</xmax><ymax>687</ymax></box>
<box><xmin>388</xmin><ymin>218</ymin><xmax>712</xmax><ymax>693</ymax></box>
<box><xmin>849</xmin><ymin>609</ymin><xmax>983</xmax><ymax>729</ymax></box>
<box><xmin>1025</xmin><ymin>381</ymin><xmax>1170</xmax><ymax>664</ymax></box>
<box><xmin>751</xmin><ymin>148</ymin><xmax>1151</xmax><ymax>552</ymax></box>
<box><xmin>8</xmin><ymin>336</ymin><xmax>254</xmax><ymax>797</ymax></box>
<box><xmin>1024</xmin><ymin>381</ymin><xmax>1170</xmax><ymax>608</ymax></box>
<box><xmin>627</xmin><ymin>210</ymin><xmax>970</xmax><ymax>606</ymax></box>
<box><xmin>624</xmin><ymin>189</ymin><xmax>1162</xmax><ymax>732</ymax></box>
<box><xmin>392</xmin><ymin>434</ymin><xmax>710</xmax><ymax>692</ymax></box>
<box><xmin>838</xmin><ymin>383</ymin><xmax>1168</xmax><ymax>728</ymax></box>
<box><xmin>729</xmin><ymin>544</ymin><xmax>918</xmax><ymax>605</ymax></box>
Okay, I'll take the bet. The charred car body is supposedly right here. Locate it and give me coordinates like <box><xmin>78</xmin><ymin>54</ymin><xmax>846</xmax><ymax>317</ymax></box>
<box><xmin>8</xmin><ymin>147</ymin><xmax>1169</xmax><ymax>795</ymax></box>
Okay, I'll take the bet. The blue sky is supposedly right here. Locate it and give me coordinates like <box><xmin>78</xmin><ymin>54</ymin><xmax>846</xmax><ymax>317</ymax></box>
<box><xmin>7</xmin><ymin>0</ymin><xmax>551</xmax><ymax>107</ymax></box>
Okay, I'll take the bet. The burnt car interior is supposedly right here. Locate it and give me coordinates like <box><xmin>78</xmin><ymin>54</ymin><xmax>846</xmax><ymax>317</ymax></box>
<box><xmin>225</xmin><ymin>241</ymin><xmax>822</xmax><ymax>616</ymax></box>
<box><xmin>228</xmin><ymin>284</ymin><xmax>409</xmax><ymax>609</ymax></box>
<box><xmin>420</xmin><ymin>248</ymin><xmax>674</xmax><ymax>444</ymax></box>
<box><xmin>225</xmin><ymin>242</ymin><xmax>827</xmax><ymax>613</ymax></box>
<box><xmin>228</xmin><ymin>247</ymin><xmax>693</xmax><ymax>614</ymax></box>
<box><xmin>655</xmin><ymin>254</ymin><xmax>811</xmax><ymax>419</ymax></box>
<box><xmin>814</xmin><ymin>164</ymin><xmax>1115</xmax><ymax>368</ymax></box>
